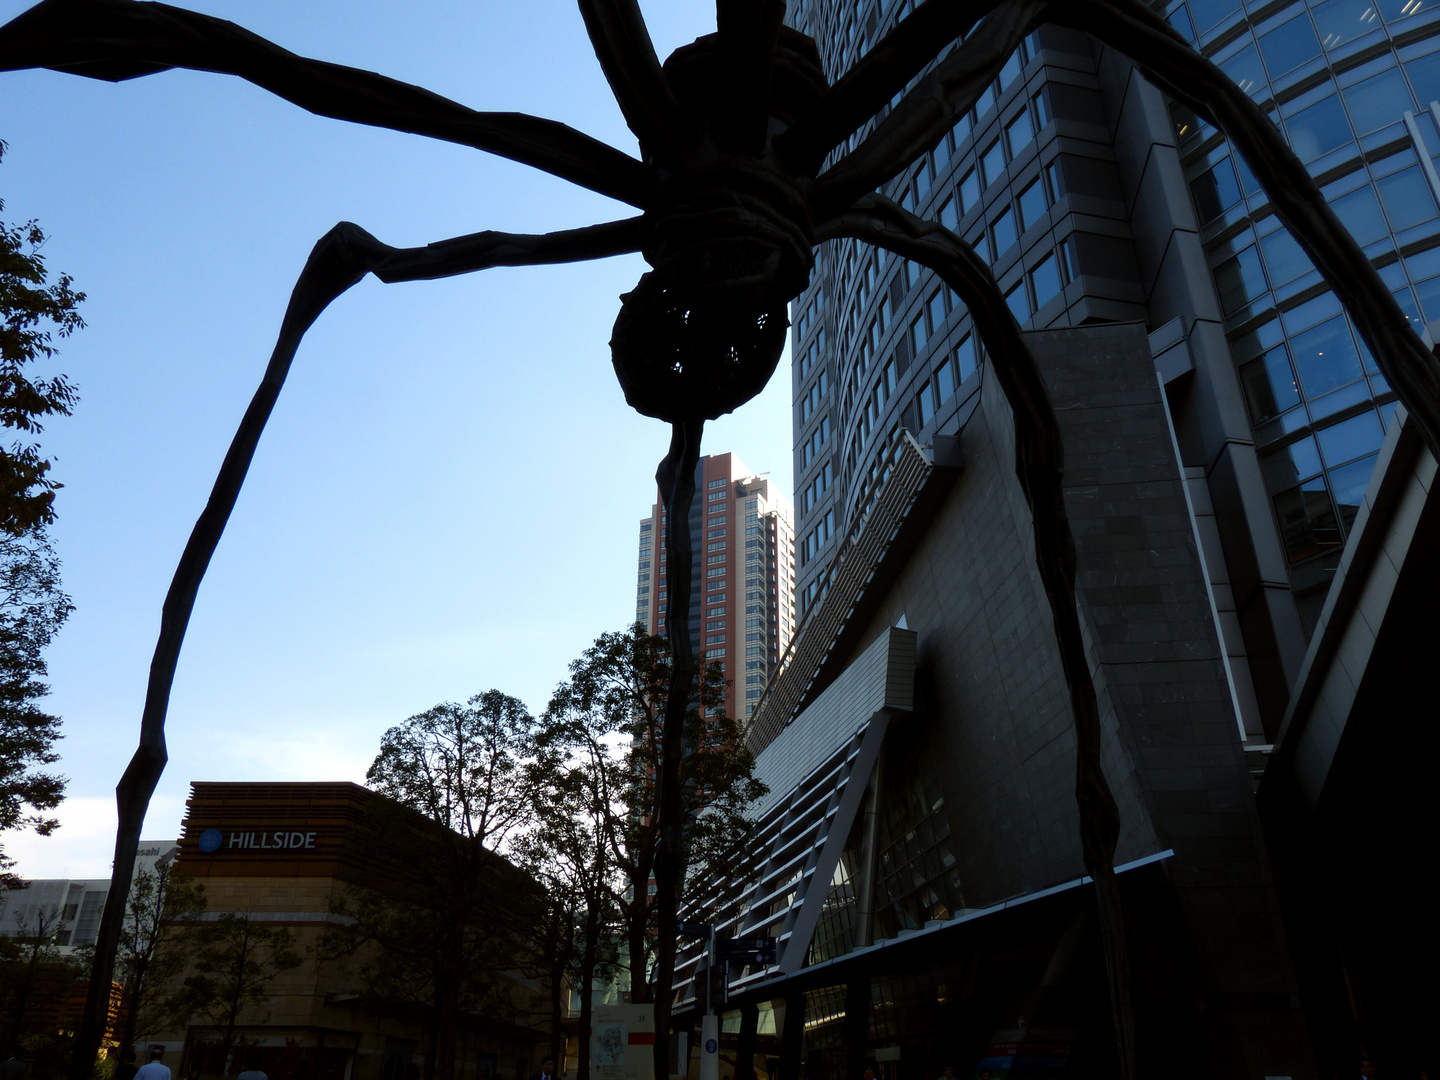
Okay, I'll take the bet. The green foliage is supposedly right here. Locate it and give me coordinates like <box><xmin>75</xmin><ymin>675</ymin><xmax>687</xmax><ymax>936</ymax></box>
<box><xmin>0</xmin><ymin>140</ymin><xmax>83</xmax><ymax>889</ymax></box>
<box><xmin>115</xmin><ymin>861</ymin><xmax>207</xmax><ymax>1047</ymax></box>
<box><xmin>0</xmin><ymin>139</ymin><xmax>85</xmax><ymax>538</ymax></box>
<box><xmin>366</xmin><ymin>689</ymin><xmax>538</xmax><ymax>846</ymax></box>
<box><xmin>339</xmin><ymin>693</ymin><xmax>545</xmax><ymax>1080</ymax></box>
<box><xmin>535</xmin><ymin>624</ymin><xmax>767</xmax><ymax>1004</ymax></box>
<box><xmin>176</xmin><ymin>914</ymin><xmax>301</xmax><ymax>1074</ymax></box>
<box><xmin>0</xmin><ymin>528</ymin><xmax>71</xmax><ymax>890</ymax></box>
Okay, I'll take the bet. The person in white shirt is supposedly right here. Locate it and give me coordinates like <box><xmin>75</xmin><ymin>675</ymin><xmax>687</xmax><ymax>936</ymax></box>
<box><xmin>134</xmin><ymin>1049</ymin><xmax>170</xmax><ymax>1080</ymax></box>
<box><xmin>235</xmin><ymin>1050</ymin><xmax>268</xmax><ymax>1080</ymax></box>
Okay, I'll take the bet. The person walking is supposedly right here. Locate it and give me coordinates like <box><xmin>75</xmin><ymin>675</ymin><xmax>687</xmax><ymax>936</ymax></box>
<box><xmin>236</xmin><ymin>1051</ymin><xmax>268</xmax><ymax>1080</ymax></box>
<box><xmin>135</xmin><ymin>1049</ymin><xmax>171</xmax><ymax>1080</ymax></box>
<box><xmin>0</xmin><ymin>1048</ymin><xmax>27</xmax><ymax>1080</ymax></box>
<box><xmin>115</xmin><ymin>1049</ymin><xmax>139</xmax><ymax>1080</ymax></box>
<box><xmin>530</xmin><ymin>1057</ymin><xmax>560</xmax><ymax>1080</ymax></box>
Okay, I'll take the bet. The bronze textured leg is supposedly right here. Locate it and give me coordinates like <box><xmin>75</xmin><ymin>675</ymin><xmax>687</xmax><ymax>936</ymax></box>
<box><xmin>651</xmin><ymin>417</ymin><xmax>704</xmax><ymax>1080</ymax></box>
<box><xmin>818</xmin><ymin>196</ymin><xmax>1137</xmax><ymax>1080</ymax></box>
<box><xmin>1054</xmin><ymin>0</ymin><xmax>1440</xmax><ymax>460</ymax></box>
<box><xmin>0</xmin><ymin>0</ymin><xmax>652</xmax><ymax>206</ymax></box>
<box><xmin>67</xmin><ymin>216</ymin><xmax>643</xmax><ymax>1080</ymax></box>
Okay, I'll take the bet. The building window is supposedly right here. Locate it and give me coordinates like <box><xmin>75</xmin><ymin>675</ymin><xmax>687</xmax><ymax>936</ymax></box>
<box><xmin>707</xmin><ymin>477</ymin><xmax>727</xmax><ymax>489</ymax></box>
<box><xmin>707</xmin><ymin>554</ymin><xmax>726</xmax><ymax>565</ymax></box>
<box><xmin>707</xmin><ymin>490</ymin><xmax>727</xmax><ymax>502</ymax></box>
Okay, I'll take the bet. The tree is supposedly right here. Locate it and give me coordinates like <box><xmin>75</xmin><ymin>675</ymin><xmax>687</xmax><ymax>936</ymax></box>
<box><xmin>543</xmin><ymin>626</ymin><xmax>766</xmax><ymax>1006</ymax></box>
<box><xmin>0</xmin><ymin>139</ymin><xmax>85</xmax><ymax>537</ymax></box>
<box><xmin>0</xmin><ymin>530</ymin><xmax>71</xmax><ymax>890</ymax></box>
<box><xmin>339</xmin><ymin>690</ymin><xmax>544</xmax><ymax>1080</ymax></box>
<box><xmin>177</xmin><ymin>914</ymin><xmax>301</xmax><ymax>1076</ymax></box>
<box><xmin>528</xmin><ymin>689</ymin><xmax>628</xmax><ymax>1080</ymax></box>
<box><xmin>0</xmin><ymin>140</ymin><xmax>82</xmax><ymax>891</ymax></box>
<box><xmin>114</xmin><ymin>859</ymin><xmax>207</xmax><ymax>1050</ymax></box>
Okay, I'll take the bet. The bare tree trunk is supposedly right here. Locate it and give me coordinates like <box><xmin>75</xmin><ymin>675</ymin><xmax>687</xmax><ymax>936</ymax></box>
<box><xmin>625</xmin><ymin>888</ymin><xmax>652</xmax><ymax>1005</ymax></box>
<box><xmin>576</xmin><ymin>901</ymin><xmax>602</xmax><ymax>1080</ymax></box>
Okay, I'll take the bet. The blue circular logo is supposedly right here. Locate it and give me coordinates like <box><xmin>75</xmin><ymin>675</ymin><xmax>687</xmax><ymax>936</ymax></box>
<box><xmin>705</xmin><ymin>1040</ymin><xmax>717</xmax><ymax>1055</ymax></box>
<box><xmin>198</xmin><ymin>829</ymin><xmax>223</xmax><ymax>853</ymax></box>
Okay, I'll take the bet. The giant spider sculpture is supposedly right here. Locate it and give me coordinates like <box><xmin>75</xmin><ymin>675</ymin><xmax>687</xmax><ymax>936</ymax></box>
<box><xmin>6</xmin><ymin>0</ymin><xmax>1440</xmax><ymax>1075</ymax></box>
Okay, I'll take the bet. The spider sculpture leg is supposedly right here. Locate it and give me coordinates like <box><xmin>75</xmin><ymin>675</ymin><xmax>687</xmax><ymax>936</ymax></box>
<box><xmin>817</xmin><ymin>195</ymin><xmax>1137</xmax><ymax>1079</ymax></box>
<box><xmin>1060</xmin><ymin>0</ymin><xmax>1440</xmax><ymax>458</ymax></box>
<box><xmin>0</xmin><ymin>0</ymin><xmax>652</xmax><ymax>206</ymax></box>
<box><xmin>71</xmin><ymin>216</ymin><xmax>644</xmax><ymax>1077</ymax></box>
<box><xmin>652</xmin><ymin>417</ymin><xmax>704</xmax><ymax>1048</ymax></box>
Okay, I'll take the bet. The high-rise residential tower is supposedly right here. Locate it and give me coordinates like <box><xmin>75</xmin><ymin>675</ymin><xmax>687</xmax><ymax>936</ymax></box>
<box><xmin>787</xmin><ymin>0</ymin><xmax>1440</xmax><ymax>743</ymax></box>
<box><xmin>635</xmin><ymin>453</ymin><xmax>797</xmax><ymax>721</ymax></box>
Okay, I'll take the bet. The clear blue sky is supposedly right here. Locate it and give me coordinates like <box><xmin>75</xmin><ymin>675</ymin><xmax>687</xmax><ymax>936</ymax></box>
<box><xmin>0</xmin><ymin>0</ymin><xmax>794</xmax><ymax>878</ymax></box>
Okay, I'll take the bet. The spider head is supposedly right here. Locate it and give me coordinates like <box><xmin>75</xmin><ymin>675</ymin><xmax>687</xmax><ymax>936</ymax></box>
<box><xmin>609</xmin><ymin>26</ymin><xmax>828</xmax><ymax>423</ymax></box>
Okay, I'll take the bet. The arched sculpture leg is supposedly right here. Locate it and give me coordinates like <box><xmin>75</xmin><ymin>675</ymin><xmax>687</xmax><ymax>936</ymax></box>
<box><xmin>652</xmin><ymin>417</ymin><xmax>703</xmax><ymax>1080</ymax></box>
<box><xmin>0</xmin><ymin>0</ymin><xmax>652</xmax><ymax>206</ymax></box>
<box><xmin>1058</xmin><ymin>0</ymin><xmax>1440</xmax><ymax>459</ymax></box>
<box><xmin>818</xmin><ymin>196</ymin><xmax>1137</xmax><ymax>1079</ymax></box>
<box><xmin>69</xmin><ymin>216</ymin><xmax>644</xmax><ymax>1080</ymax></box>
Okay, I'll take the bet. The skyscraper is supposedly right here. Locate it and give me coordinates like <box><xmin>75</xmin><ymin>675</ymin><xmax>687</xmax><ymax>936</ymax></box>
<box><xmin>787</xmin><ymin>0</ymin><xmax>1440</xmax><ymax>743</ymax></box>
<box><xmin>653</xmin><ymin>1</ymin><xmax>1440</xmax><ymax>1073</ymax></box>
<box><xmin>635</xmin><ymin>453</ymin><xmax>797</xmax><ymax>721</ymax></box>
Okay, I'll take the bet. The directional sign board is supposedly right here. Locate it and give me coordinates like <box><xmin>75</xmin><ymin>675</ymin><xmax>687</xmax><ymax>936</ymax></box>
<box><xmin>677</xmin><ymin>921</ymin><xmax>712</xmax><ymax>939</ymax></box>
<box><xmin>719</xmin><ymin>936</ymin><xmax>776</xmax><ymax>965</ymax></box>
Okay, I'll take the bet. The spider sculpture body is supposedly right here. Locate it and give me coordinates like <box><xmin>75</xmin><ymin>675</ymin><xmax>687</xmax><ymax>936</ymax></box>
<box><xmin>6</xmin><ymin>1</ymin><xmax>1440</xmax><ymax>1077</ymax></box>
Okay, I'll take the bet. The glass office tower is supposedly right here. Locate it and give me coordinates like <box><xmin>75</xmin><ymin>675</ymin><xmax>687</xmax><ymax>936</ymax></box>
<box><xmin>787</xmin><ymin>0</ymin><xmax>1440</xmax><ymax>738</ymax></box>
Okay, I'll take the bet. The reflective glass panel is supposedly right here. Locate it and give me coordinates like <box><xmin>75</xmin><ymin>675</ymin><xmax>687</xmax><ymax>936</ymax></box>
<box><xmin>1260</xmin><ymin>228</ymin><xmax>1313</xmax><ymax>286</ymax></box>
<box><xmin>982</xmin><ymin>140</ymin><xmax>1006</xmax><ymax>186</ymax></box>
<box><xmin>1317</xmin><ymin>410</ymin><xmax>1384</xmax><ymax>466</ymax></box>
<box><xmin>1331</xmin><ymin>184</ymin><xmax>1390</xmax><ymax>246</ymax></box>
<box><xmin>1414</xmin><ymin>273</ymin><xmax>1440</xmax><ymax>321</ymax></box>
<box><xmin>1000</xmin><ymin>50</ymin><xmax>1023</xmax><ymax>88</ymax></box>
<box><xmin>1341</xmin><ymin>67</ymin><xmax>1413</xmax><ymax>135</ymax></box>
<box><xmin>1314</xmin><ymin>0</ymin><xmax>1381</xmax><ymax>48</ymax></box>
<box><xmin>1005</xmin><ymin>281</ymin><xmax>1030</xmax><ymax>322</ymax></box>
<box><xmin>955</xmin><ymin>336</ymin><xmax>977</xmax><ymax>381</ymax></box>
<box><xmin>1290</xmin><ymin>315</ymin><xmax>1363</xmax><ymax>397</ymax></box>
<box><xmin>1189</xmin><ymin>0</ymin><xmax>1241</xmax><ymax>31</ymax></box>
<box><xmin>1215</xmin><ymin>246</ymin><xmax>1269</xmax><ymax>314</ymax></box>
<box><xmin>1006</xmin><ymin>109</ymin><xmax>1034</xmax><ymax>157</ymax></box>
<box><xmin>1259</xmin><ymin>14</ymin><xmax>1321</xmax><ymax>76</ymax></box>
<box><xmin>1239</xmin><ymin>345</ymin><xmax>1302</xmax><ymax>423</ymax></box>
<box><xmin>1221</xmin><ymin>43</ymin><xmax>1267</xmax><ymax>98</ymax></box>
<box><xmin>1192</xmin><ymin>157</ymin><xmax>1243</xmax><ymax>223</ymax></box>
<box><xmin>992</xmin><ymin>206</ymin><xmax>1018</xmax><ymax>255</ymax></box>
<box><xmin>1263</xmin><ymin>434</ymin><xmax>1323</xmax><ymax>491</ymax></box>
<box><xmin>1285</xmin><ymin>95</ymin><xmax>1353</xmax><ymax>161</ymax></box>
<box><xmin>1376</xmin><ymin>166</ymin><xmax>1438</xmax><ymax>231</ymax></box>
<box><xmin>1018</xmin><ymin>178</ymin><xmax>1047</xmax><ymax>229</ymax></box>
<box><xmin>1273</xmin><ymin>478</ymin><xmax>1342</xmax><ymax>562</ymax></box>
<box><xmin>1405</xmin><ymin>51</ymin><xmax>1440</xmax><ymax>109</ymax></box>
<box><xmin>936</xmin><ymin>354</ymin><xmax>957</xmax><ymax>401</ymax></box>
<box><xmin>1378</xmin><ymin>0</ymin><xmax>1435</xmax><ymax>22</ymax></box>
<box><xmin>976</xmin><ymin>82</ymin><xmax>997</xmax><ymax>118</ymax></box>
<box><xmin>940</xmin><ymin>195</ymin><xmax>958</xmax><ymax>231</ymax></box>
<box><xmin>1328</xmin><ymin>452</ymin><xmax>1378</xmax><ymax>531</ymax></box>
<box><xmin>1032</xmin><ymin>254</ymin><xmax>1063</xmax><ymax>308</ymax></box>
<box><xmin>1392</xmin><ymin>285</ymin><xmax>1425</xmax><ymax>333</ymax></box>
<box><xmin>960</xmin><ymin>169</ymin><xmax>981</xmax><ymax>212</ymax></box>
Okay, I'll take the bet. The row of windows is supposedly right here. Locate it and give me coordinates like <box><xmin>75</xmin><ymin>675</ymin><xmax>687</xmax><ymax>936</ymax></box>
<box><xmin>799</xmin><ymin>509</ymin><xmax>837</xmax><ymax>568</ymax></box>
<box><xmin>800</xmin><ymin>416</ymin><xmax>832</xmax><ymax>468</ymax></box>
<box><xmin>796</xmin><ymin>329</ymin><xmax>826</xmax><ymax>383</ymax></box>
<box><xmin>1179</xmin><ymin>0</ymin><xmax>1436</xmax><ymax>56</ymax></box>
<box><xmin>799</xmin><ymin>370</ymin><xmax>829</xmax><ymax>425</ymax></box>
<box><xmin>801</xmin><ymin>462</ymin><xmax>834</xmax><ymax>516</ymax></box>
